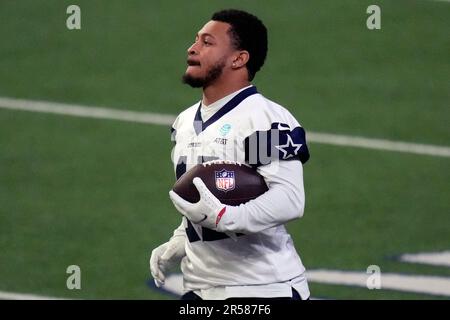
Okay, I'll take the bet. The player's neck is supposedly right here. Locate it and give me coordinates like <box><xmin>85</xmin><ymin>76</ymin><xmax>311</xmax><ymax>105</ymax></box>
<box><xmin>202</xmin><ymin>79</ymin><xmax>250</xmax><ymax>106</ymax></box>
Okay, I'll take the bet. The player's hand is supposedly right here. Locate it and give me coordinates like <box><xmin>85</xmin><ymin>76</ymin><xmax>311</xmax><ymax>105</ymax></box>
<box><xmin>169</xmin><ymin>177</ymin><xmax>230</xmax><ymax>233</ymax></box>
<box><xmin>149</xmin><ymin>236</ymin><xmax>185</xmax><ymax>287</ymax></box>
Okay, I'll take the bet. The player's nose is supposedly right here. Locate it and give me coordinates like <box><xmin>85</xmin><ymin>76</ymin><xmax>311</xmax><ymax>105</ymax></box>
<box><xmin>187</xmin><ymin>42</ymin><xmax>198</xmax><ymax>56</ymax></box>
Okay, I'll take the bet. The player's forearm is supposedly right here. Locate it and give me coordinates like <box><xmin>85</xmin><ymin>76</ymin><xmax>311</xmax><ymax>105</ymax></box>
<box><xmin>219</xmin><ymin>160</ymin><xmax>305</xmax><ymax>234</ymax></box>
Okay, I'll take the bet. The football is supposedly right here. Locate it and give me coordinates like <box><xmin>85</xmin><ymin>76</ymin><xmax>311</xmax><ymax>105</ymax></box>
<box><xmin>172</xmin><ymin>160</ymin><xmax>268</xmax><ymax>206</ymax></box>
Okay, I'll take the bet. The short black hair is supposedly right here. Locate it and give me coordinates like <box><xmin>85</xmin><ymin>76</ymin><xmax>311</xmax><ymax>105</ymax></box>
<box><xmin>211</xmin><ymin>9</ymin><xmax>268</xmax><ymax>81</ymax></box>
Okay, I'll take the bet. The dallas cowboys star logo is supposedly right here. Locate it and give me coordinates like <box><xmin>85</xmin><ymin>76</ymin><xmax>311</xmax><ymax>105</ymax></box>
<box><xmin>275</xmin><ymin>134</ymin><xmax>302</xmax><ymax>159</ymax></box>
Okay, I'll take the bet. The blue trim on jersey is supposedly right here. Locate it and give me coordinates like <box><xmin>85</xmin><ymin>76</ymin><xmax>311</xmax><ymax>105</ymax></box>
<box><xmin>244</xmin><ymin>122</ymin><xmax>310</xmax><ymax>166</ymax></box>
<box><xmin>193</xmin><ymin>86</ymin><xmax>258</xmax><ymax>135</ymax></box>
<box><xmin>186</xmin><ymin>221</ymin><xmax>245</xmax><ymax>243</ymax></box>
<box><xmin>186</xmin><ymin>220</ymin><xmax>201</xmax><ymax>242</ymax></box>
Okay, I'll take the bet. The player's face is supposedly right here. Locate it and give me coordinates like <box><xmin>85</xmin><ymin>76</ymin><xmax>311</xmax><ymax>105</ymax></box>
<box><xmin>182</xmin><ymin>20</ymin><xmax>236</xmax><ymax>88</ymax></box>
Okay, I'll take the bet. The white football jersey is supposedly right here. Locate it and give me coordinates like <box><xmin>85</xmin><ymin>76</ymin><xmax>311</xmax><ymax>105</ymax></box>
<box><xmin>170</xmin><ymin>85</ymin><xmax>310</xmax><ymax>297</ymax></box>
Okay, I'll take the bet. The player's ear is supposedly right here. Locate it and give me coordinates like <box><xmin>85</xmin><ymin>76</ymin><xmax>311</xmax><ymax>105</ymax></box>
<box><xmin>232</xmin><ymin>50</ymin><xmax>250</xmax><ymax>69</ymax></box>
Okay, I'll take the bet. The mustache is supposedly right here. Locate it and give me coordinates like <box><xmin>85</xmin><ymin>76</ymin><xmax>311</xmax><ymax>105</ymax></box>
<box><xmin>187</xmin><ymin>59</ymin><xmax>201</xmax><ymax>66</ymax></box>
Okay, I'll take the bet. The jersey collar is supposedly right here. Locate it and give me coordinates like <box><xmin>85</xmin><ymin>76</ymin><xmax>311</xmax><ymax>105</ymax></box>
<box><xmin>193</xmin><ymin>86</ymin><xmax>258</xmax><ymax>135</ymax></box>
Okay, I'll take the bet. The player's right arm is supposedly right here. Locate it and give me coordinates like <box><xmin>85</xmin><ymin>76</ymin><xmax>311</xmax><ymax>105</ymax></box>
<box><xmin>149</xmin><ymin>222</ymin><xmax>186</xmax><ymax>287</ymax></box>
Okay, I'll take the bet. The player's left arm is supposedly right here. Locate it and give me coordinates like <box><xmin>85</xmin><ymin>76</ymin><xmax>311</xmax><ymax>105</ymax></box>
<box><xmin>215</xmin><ymin>118</ymin><xmax>310</xmax><ymax>234</ymax></box>
<box><xmin>169</xmin><ymin>159</ymin><xmax>305</xmax><ymax>234</ymax></box>
<box><xmin>222</xmin><ymin>159</ymin><xmax>305</xmax><ymax>233</ymax></box>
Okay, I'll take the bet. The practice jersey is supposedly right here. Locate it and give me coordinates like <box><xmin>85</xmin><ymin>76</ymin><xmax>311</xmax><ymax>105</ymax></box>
<box><xmin>170</xmin><ymin>85</ymin><xmax>310</xmax><ymax>292</ymax></box>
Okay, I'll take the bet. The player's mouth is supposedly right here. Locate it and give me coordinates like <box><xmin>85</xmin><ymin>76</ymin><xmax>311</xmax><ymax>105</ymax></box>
<box><xmin>187</xmin><ymin>59</ymin><xmax>201</xmax><ymax>67</ymax></box>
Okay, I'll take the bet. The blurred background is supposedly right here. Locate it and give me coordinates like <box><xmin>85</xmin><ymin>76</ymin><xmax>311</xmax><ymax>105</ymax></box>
<box><xmin>0</xmin><ymin>0</ymin><xmax>449</xmax><ymax>299</ymax></box>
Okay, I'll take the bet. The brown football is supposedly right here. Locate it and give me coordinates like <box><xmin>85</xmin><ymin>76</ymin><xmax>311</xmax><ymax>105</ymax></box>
<box><xmin>172</xmin><ymin>160</ymin><xmax>268</xmax><ymax>206</ymax></box>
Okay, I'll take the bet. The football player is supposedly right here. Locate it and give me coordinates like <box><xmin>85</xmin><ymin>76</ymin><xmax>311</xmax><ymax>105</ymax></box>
<box><xmin>150</xmin><ymin>9</ymin><xmax>310</xmax><ymax>300</ymax></box>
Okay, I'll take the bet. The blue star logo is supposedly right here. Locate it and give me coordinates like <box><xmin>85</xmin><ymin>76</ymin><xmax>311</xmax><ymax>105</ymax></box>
<box><xmin>275</xmin><ymin>134</ymin><xmax>302</xmax><ymax>159</ymax></box>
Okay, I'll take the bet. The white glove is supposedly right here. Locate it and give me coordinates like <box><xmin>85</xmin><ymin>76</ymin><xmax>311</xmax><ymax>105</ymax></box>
<box><xmin>149</xmin><ymin>236</ymin><xmax>185</xmax><ymax>287</ymax></box>
<box><xmin>169</xmin><ymin>177</ymin><xmax>228</xmax><ymax>231</ymax></box>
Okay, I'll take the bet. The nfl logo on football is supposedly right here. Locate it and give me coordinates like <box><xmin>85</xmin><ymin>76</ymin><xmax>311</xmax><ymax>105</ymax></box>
<box><xmin>215</xmin><ymin>169</ymin><xmax>235</xmax><ymax>192</ymax></box>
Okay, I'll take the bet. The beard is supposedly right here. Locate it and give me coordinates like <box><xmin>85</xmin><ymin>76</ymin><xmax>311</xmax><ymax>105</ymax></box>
<box><xmin>182</xmin><ymin>59</ymin><xmax>226</xmax><ymax>88</ymax></box>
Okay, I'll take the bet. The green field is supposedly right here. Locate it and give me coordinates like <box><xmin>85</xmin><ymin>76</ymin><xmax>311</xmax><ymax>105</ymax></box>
<box><xmin>0</xmin><ymin>0</ymin><xmax>449</xmax><ymax>299</ymax></box>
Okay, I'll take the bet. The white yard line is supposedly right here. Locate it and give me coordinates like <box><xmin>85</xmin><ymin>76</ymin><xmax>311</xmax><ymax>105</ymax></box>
<box><xmin>400</xmin><ymin>251</ymin><xmax>450</xmax><ymax>268</ymax></box>
<box><xmin>1</xmin><ymin>96</ymin><xmax>449</xmax><ymax>158</ymax></box>
<box><xmin>307</xmin><ymin>132</ymin><xmax>450</xmax><ymax>157</ymax></box>
<box><xmin>156</xmin><ymin>269</ymin><xmax>450</xmax><ymax>298</ymax></box>
<box><xmin>0</xmin><ymin>291</ymin><xmax>64</xmax><ymax>300</ymax></box>
<box><xmin>307</xmin><ymin>270</ymin><xmax>450</xmax><ymax>297</ymax></box>
<box><xmin>0</xmin><ymin>96</ymin><xmax>175</xmax><ymax>125</ymax></box>
<box><xmin>4</xmin><ymin>268</ymin><xmax>450</xmax><ymax>299</ymax></box>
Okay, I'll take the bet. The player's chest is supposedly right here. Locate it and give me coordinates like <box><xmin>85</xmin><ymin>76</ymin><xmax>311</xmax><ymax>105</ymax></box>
<box><xmin>173</xmin><ymin>119</ymin><xmax>245</xmax><ymax>162</ymax></box>
<box><xmin>177</xmin><ymin>121</ymin><xmax>237</xmax><ymax>150</ymax></box>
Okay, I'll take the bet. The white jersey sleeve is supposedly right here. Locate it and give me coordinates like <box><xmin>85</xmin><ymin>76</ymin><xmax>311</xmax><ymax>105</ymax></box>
<box><xmin>219</xmin><ymin>159</ymin><xmax>305</xmax><ymax>234</ymax></box>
